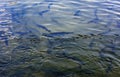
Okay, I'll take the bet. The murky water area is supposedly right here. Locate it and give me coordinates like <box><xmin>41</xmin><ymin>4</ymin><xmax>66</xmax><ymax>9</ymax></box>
<box><xmin>0</xmin><ymin>0</ymin><xmax>120</xmax><ymax>77</ymax></box>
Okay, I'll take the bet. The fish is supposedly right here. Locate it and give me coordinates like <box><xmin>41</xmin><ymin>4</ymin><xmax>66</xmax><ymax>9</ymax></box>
<box><xmin>0</xmin><ymin>31</ymin><xmax>5</xmax><ymax>36</ymax></box>
<box><xmin>42</xmin><ymin>32</ymin><xmax>73</xmax><ymax>37</ymax></box>
<box><xmin>39</xmin><ymin>10</ymin><xmax>50</xmax><ymax>16</ymax></box>
<box><xmin>44</xmin><ymin>0</ymin><xmax>57</xmax><ymax>2</ymax></box>
<box><xmin>35</xmin><ymin>24</ymin><xmax>51</xmax><ymax>32</ymax></box>
<box><xmin>74</xmin><ymin>10</ymin><xmax>81</xmax><ymax>16</ymax></box>
<box><xmin>48</xmin><ymin>3</ymin><xmax>53</xmax><ymax>9</ymax></box>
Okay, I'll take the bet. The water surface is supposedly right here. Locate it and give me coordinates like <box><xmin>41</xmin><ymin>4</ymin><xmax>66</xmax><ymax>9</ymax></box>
<box><xmin>0</xmin><ymin>0</ymin><xmax>120</xmax><ymax>77</ymax></box>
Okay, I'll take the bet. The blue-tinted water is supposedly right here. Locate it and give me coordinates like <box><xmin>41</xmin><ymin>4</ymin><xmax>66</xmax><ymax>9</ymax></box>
<box><xmin>0</xmin><ymin>0</ymin><xmax>120</xmax><ymax>77</ymax></box>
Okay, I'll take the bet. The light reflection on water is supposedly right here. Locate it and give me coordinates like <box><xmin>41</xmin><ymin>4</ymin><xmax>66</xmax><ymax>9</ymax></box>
<box><xmin>0</xmin><ymin>0</ymin><xmax>120</xmax><ymax>77</ymax></box>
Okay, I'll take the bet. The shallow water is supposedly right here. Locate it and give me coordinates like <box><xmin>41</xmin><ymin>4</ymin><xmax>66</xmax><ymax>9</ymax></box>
<box><xmin>0</xmin><ymin>0</ymin><xmax>120</xmax><ymax>77</ymax></box>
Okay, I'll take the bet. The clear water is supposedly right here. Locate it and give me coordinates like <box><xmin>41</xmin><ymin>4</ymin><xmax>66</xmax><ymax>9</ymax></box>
<box><xmin>0</xmin><ymin>0</ymin><xmax>120</xmax><ymax>77</ymax></box>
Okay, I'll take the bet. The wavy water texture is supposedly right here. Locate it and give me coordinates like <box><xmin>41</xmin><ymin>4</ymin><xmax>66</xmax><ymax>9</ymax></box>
<box><xmin>0</xmin><ymin>0</ymin><xmax>120</xmax><ymax>77</ymax></box>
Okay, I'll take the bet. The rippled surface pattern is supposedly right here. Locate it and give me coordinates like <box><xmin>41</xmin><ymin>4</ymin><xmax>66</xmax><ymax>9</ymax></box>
<box><xmin>0</xmin><ymin>0</ymin><xmax>120</xmax><ymax>77</ymax></box>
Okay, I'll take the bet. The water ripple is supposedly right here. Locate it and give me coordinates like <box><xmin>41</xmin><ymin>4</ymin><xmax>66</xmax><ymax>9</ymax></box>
<box><xmin>0</xmin><ymin>0</ymin><xmax>120</xmax><ymax>77</ymax></box>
